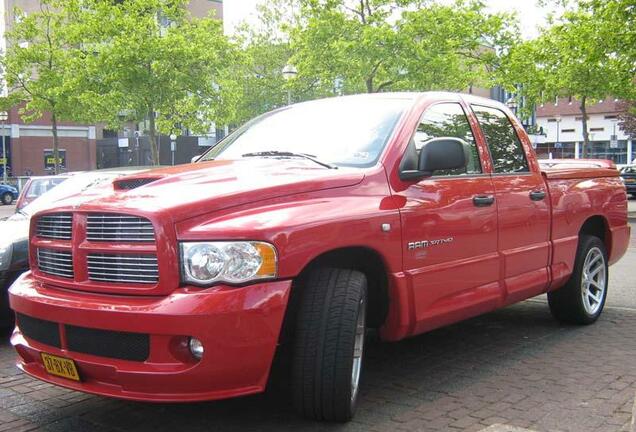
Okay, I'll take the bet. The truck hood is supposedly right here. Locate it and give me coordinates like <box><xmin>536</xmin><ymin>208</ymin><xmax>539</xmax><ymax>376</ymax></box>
<box><xmin>56</xmin><ymin>159</ymin><xmax>365</xmax><ymax>222</ymax></box>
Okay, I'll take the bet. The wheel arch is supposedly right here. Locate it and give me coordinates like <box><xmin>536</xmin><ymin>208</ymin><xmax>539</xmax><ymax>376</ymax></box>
<box><xmin>579</xmin><ymin>215</ymin><xmax>611</xmax><ymax>257</ymax></box>
<box><xmin>283</xmin><ymin>246</ymin><xmax>390</xmax><ymax>338</ymax></box>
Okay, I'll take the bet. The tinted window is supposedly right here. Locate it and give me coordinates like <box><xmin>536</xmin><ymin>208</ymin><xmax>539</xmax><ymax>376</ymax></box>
<box><xmin>472</xmin><ymin>105</ymin><xmax>529</xmax><ymax>173</ymax></box>
<box><xmin>414</xmin><ymin>103</ymin><xmax>481</xmax><ymax>175</ymax></box>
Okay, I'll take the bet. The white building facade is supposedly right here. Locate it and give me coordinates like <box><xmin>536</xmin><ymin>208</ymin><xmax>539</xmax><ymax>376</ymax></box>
<box><xmin>535</xmin><ymin>98</ymin><xmax>633</xmax><ymax>164</ymax></box>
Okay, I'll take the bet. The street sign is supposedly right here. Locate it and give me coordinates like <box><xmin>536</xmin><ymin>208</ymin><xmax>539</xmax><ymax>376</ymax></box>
<box><xmin>118</xmin><ymin>138</ymin><xmax>129</xmax><ymax>148</ymax></box>
<box><xmin>610</xmin><ymin>135</ymin><xmax>618</xmax><ymax>149</ymax></box>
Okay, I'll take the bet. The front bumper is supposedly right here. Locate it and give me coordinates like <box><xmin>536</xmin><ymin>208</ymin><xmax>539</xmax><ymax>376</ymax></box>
<box><xmin>9</xmin><ymin>272</ymin><xmax>292</xmax><ymax>402</ymax></box>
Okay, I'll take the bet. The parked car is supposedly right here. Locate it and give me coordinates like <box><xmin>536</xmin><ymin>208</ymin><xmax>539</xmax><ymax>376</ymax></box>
<box><xmin>14</xmin><ymin>175</ymin><xmax>72</xmax><ymax>212</ymax></box>
<box><xmin>0</xmin><ymin>184</ymin><xmax>18</xmax><ymax>205</ymax></box>
<box><xmin>620</xmin><ymin>165</ymin><xmax>636</xmax><ymax>198</ymax></box>
<box><xmin>8</xmin><ymin>93</ymin><xmax>630</xmax><ymax>421</ymax></box>
<box><xmin>0</xmin><ymin>168</ymin><xmax>151</xmax><ymax>327</ymax></box>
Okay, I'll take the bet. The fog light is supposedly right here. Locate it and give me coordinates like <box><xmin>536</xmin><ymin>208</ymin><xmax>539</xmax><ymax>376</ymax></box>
<box><xmin>189</xmin><ymin>337</ymin><xmax>204</xmax><ymax>360</ymax></box>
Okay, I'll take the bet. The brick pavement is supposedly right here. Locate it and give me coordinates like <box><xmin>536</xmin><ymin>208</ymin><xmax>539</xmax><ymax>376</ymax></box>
<box><xmin>1</xmin><ymin>300</ymin><xmax>635</xmax><ymax>432</ymax></box>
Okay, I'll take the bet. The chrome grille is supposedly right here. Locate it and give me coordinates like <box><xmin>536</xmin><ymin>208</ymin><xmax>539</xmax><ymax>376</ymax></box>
<box><xmin>37</xmin><ymin>249</ymin><xmax>74</xmax><ymax>279</ymax></box>
<box><xmin>87</xmin><ymin>254</ymin><xmax>158</xmax><ymax>284</ymax></box>
<box><xmin>86</xmin><ymin>214</ymin><xmax>155</xmax><ymax>242</ymax></box>
<box><xmin>36</xmin><ymin>213</ymin><xmax>72</xmax><ymax>240</ymax></box>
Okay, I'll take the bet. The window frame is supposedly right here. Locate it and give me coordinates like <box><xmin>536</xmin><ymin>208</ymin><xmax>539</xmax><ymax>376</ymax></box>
<box><xmin>470</xmin><ymin>104</ymin><xmax>532</xmax><ymax>176</ymax></box>
<box><xmin>406</xmin><ymin>101</ymin><xmax>486</xmax><ymax>179</ymax></box>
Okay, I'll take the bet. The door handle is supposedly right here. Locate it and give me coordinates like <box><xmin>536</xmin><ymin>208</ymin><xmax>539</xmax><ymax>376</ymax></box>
<box><xmin>529</xmin><ymin>190</ymin><xmax>546</xmax><ymax>201</ymax></box>
<box><xmin>473</xmin><ymin>195</ymin><xmax>495</xmax><ymax>207</ymax></box>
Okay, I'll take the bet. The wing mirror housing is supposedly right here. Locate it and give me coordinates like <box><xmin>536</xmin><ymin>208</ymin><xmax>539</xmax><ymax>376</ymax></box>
<box><xmin>400</xmin><ymin>137</ymin><xmax>469</xmax><ymax>181</ymax></box>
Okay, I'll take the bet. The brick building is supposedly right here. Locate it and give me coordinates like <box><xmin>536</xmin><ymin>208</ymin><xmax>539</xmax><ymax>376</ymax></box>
<box><xmin>0</xmin><ymin>0</ymin><xmax>223</xmax><ymax>177</ymax></box>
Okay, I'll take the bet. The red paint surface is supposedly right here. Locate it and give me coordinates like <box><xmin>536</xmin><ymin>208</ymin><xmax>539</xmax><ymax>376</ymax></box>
<box><xmin>9</xmin><ymin>92</ymin><xmax>631</xmax><ymax>401</ymax></box>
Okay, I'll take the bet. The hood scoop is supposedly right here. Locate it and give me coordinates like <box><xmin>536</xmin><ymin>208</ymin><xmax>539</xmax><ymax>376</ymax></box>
<box><xmin>114</xmin><ymin>177</ymin><xmax>162</xmax><ymax>191</ymax></box>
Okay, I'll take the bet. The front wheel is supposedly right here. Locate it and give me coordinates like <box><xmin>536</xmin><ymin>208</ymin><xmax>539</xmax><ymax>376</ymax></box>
<box><xmin>1</xmin><ymin>192</ymin><xmax>12</xmax><ymax>205</ymax></box>
<box><xmin>548</xmin><ymin>235</ymin><xmax>608</xmax><ymax>324</ymax></box>
<box><xmin>292</xmin><ymin>267</ymin><xmax>367</xmax><ymax>422</ymax></box>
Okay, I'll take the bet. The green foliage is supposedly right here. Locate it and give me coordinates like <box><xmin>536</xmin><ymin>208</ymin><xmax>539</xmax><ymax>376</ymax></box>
<box><xmin>76</xmin><ymin>0</ymin><xmax>239</xmax><ymax>164</ymax></box>
<box><xmin>500</xmin><ymin>2</ymin><xmax>635</xmax><ymax>154</ymax></box>
<box><xmin>0</xmin><ymin>0</ymin><xmax>87</xmax><ymax>173</ymax></box>
<box><xmin>287</xmin><ymin>0</ymin><xmax>518</xmax><ymax>94</ymax></box>
<box><xmin>238</xmin><ymin>0</ymin><xmax>518</xmax><ymax>117</ymax></box>
<box><xmin>232</xmin><ymin>0</ymin><xmax>334</xmax><ymax>123</ymax></box>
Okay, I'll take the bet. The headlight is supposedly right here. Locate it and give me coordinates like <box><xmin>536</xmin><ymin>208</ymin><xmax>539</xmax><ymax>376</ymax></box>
<box><xmin>180</xmin><ymin>241</ymin><xmax>277</xmax><ymax>286</ymax></box>
<box><xmin>0</xmin><ymin>244</ymin><xmax>13</xmax><ymax>272</ymax></box>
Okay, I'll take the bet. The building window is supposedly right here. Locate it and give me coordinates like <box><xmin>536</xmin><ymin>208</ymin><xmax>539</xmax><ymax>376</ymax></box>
<box><xmin>575</xmin><ymin>116</ymin><xmax>590</xmax><ymax>121</ymax></box>
<box><xmin>590</xmin><ymin>127</ymin><xmax>604</xmax><ymax>132</ymax></box>
<box><xmin>44</xmin><ymin>150</ymin><xmax>67</xmax><ymax>170</ymax></box>
<box><xmin>547</xmin><ymin>118</ymin><xmax>557</xmax><ymax>123</ymax></box>
<box><xmin>604</xmin><ymin>115</ymin><xmax>618</xmax><ymax>120</ymax></box>
<box><xmin>561</xmin><ymin>129</ymin><xmax>575</xmax><ymax>133</ymax></box>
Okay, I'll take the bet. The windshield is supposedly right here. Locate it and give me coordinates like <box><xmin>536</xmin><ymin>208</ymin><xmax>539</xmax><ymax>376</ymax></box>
<box><xmin>621</xmin><ymin>166</ymin><xmax>636</xmax><ymax>174</ymax></box>
<box><xmin>200</xmin><ymin>96</ymin><xmax>411</xmax><ymax>167</ymax></box>
<box><xmin>25</xmin><ymin>177</ymin><xmax>68</xmax><ymax>198</ymax></box>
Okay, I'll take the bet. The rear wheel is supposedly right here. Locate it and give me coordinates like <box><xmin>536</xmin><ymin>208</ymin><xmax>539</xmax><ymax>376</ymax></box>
<box><xmin>1</xmin><ymin>192</ymin><xmax>12</xmax><ymax>205</ymax></box>
<box><xmin>292</xmin><ymin>267</ymin><xmax>367</xmax><ymax>422</ymax></box>
<box><xmin>548</xmin><ymin>235</ymin><xmax>608</xmax><ymax>324</ymax></box>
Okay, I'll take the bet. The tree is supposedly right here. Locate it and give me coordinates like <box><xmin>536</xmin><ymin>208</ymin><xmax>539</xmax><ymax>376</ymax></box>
<box><xmin>0</xmin><ymin>1</ymin><xmax>89</xmax><ymax>174</ymax></box>
<box><xmin>619</xmin><ymin>101</ymin><xmax>636</xmax><ymax>140</ymax></box>
<box><xmin>287</xmin><ymin>0</ymin><xmax>517</xmax><ymax>94</ymax></box>
<box><xmin>501</xmin><ymin>6</ymin><xmax>636</xmax><ymax>157</ymax></box>
<box><xmin>77</xmin><ymin>0</ymin><xmax>239</xmax><ymax>165</ymax></box>
<box><xmin>233</xmin><ymin>0</ymin><xmax>332</xmax><ymax>123</ymax></box>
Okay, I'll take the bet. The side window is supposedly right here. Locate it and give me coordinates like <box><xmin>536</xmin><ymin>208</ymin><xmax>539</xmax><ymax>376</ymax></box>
<box><xmin>414</xmin><ymin>103</ymin><xmax>481</xmax><ymax>176</ymax></box>
<box><xmin>471</xmin><ymin>105</ymin><xmax>529</xmax><ymax>174</ymax></box>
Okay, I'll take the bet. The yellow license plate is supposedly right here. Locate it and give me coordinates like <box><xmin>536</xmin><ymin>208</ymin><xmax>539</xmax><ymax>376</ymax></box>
<box><xmin>41</xmin><ymin>353</ymin><xmax>80</xmax><ymax>381</ymax></box>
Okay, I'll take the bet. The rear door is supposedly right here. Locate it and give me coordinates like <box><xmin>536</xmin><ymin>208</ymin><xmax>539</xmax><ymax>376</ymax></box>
<box><xmin>471</xmin><ymin>104</ymin><xmax>550</xmax><ymax>302</ymax></box>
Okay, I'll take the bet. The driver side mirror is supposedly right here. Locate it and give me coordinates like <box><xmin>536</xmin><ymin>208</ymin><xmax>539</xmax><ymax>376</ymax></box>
<box><xmin>400</xmin><ymin>137</ymin><xmax>469</xmax><ymax>181</ymax></box>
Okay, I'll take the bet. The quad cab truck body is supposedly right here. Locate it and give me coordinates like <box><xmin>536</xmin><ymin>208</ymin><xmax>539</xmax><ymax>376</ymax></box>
<box><xmin>9</xmin><ymin>92</ymin><xmax>630</xmax><ymax>421</ymax></box>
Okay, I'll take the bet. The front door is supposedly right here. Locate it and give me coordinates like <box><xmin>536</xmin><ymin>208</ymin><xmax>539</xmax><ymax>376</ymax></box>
<box><xmin>471</xmin><ymin>104</ymin><xmax>551</xmax><ymax>303</ymax></box>
<box><xmin>397</xmin><ymin>102</ymin><xmax>500</xmax><ymax>334</ymax></box>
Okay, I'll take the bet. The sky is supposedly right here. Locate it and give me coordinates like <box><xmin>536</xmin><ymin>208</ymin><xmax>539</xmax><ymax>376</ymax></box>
<box><xmin>223</xmin><ymin>0</ymin><xmax>556</xmax><ymax>40</ymax></box>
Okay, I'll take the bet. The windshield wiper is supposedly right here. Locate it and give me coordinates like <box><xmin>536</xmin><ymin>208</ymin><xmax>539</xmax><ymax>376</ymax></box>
<box><xmin>242</xmin><ymin>151</ymin><xmax>338</xmax><ymax>169</ymax></box>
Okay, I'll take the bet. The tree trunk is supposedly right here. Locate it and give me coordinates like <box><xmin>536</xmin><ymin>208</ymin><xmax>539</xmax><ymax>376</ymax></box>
<box><xmin>51</xmin><ymin>111</ymin><xmax>60</xmax><ymax>175</ymax></box>
<box><xmin>365</xmin><ymin>77</ymin><xmax>374</xmax><ymax>93</ymax></box>
<box><xmin>148</xmin><ymin>108</ymin><xmax>159</xmax><ymax>166</ymax></box>
<box><xmin>580</xmin><ymin>96</ymin><xmax>590</xmax><ymax>159</ymax></box>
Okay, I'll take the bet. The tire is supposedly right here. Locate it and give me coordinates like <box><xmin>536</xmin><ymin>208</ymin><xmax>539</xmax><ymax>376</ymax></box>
<box><xmin>292</xmin><ymin>267</ymin><xmax>368</xmax><ymax>422</ymax></box>
<box><xmin>1</xmin><ymin>192</ymin><xmax>12</xmax><ymax>205</ymax></box>
<box><xmin>548</xmin><ymin>235</ymin><xmax>608</xmax><ymax>324</ymax></box>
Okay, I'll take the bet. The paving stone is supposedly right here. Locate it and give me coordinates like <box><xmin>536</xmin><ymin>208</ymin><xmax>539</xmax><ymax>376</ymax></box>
<box><xmin>0</xmin><ymin>301</ymin><xmax>635</xmax><ymax>431</ymax></box>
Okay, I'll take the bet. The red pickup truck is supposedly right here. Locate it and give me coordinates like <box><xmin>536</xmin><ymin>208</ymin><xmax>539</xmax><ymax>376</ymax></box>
<box><xmin>9</xmin><ymin>92</ymin><xmax>630</xmax><ymax>422</ymax></box>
